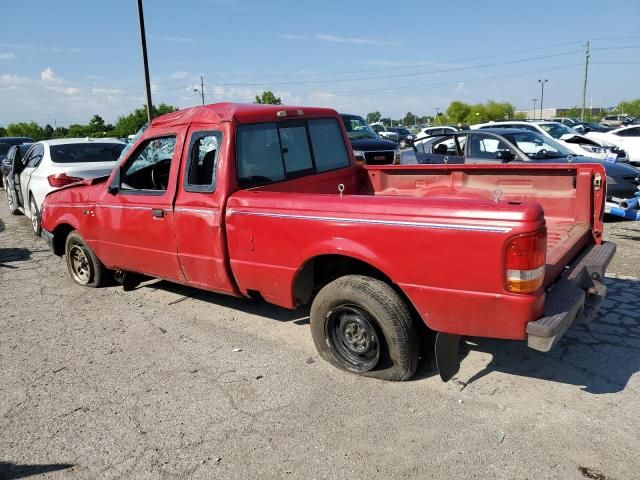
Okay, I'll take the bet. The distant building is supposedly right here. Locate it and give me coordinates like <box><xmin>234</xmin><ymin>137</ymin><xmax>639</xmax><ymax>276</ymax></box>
<box><xmin>514</xmin><ymin>107</ymin><xmax>608</xmax><ymax>121</ymax></box>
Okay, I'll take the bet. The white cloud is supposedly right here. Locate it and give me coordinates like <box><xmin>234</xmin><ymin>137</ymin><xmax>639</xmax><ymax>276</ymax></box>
<box><xmin>316</xmin><ymin>33</ymin><xmax>398</xmax><ymax>46</ymax></box>
<box><xmin>171</xmin><ymin>71</ymin><xmax>190</xmax><ymax>80</ymax></box>
<box><xmin>149</xmin><ymin>34</ymin><xmax>195</xmax><ymax>43</ymax></box>
<box><xmin>41</xmin><ymin>67</ymin><xmax>59</xmax><ymax>82</ymax></box>
<box><xmin>45</xmin><ymin>86</ymin><xmax>80</xmax><ymax>96</ymax></box>
<box><xmin>0</xmin><ymin>42</ymin><xmax>82</xmax><ymax>53</ymax></box>
<box><xmin>0</xmin><ymin>52</ymin><xmax>15</xmax><ymax>60</ymax></box>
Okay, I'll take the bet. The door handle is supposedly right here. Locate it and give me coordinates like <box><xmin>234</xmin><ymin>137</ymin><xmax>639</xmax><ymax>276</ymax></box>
<box><xmin>151</xmin><ymin>208</ymin><xmax>165</xmax><ymax>218</ymax></box>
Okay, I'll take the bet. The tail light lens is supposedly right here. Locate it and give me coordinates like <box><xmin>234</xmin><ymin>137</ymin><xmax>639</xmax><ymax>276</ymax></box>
<box><xmin>505</xmin><ymin>229</ymin><xmax>546</xmax><ymax>294</ymax></box>
<box><xmin>47</xmin><ymin>173</ymin><xmax>83</xmax><ymax>187</ymax></box>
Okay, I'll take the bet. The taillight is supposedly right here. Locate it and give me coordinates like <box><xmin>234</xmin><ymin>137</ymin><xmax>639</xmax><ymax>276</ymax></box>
<box><xmin>505</xmin><ymin>229</ymin><xmax>546</xmax><ymax>294</ymax></box>
<box><xmin>47</xmin><ymin>173</ymin><xmax>83</xmax><ymax>187</ymax></box>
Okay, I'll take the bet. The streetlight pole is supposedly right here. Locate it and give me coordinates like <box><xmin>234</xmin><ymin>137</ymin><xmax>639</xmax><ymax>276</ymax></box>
<box><xmin>538</xmin><ymin>79</ymin><xmax>548</xmax><ymax>120</ymax></box>
<box><xmin>193</xmin><ymin>75</ymin><xmax>205</xmax><ymax>105</ymax></box>
<box><xmin>435</xmin><ymin>107</ymin><xmax>440</xmax><ymax>125</ymax></box>
<box><xmin>136</xmin><ymin>0</ymin><xmax>153</xmax><ymax>122</ymax></box>
<box><xmin>531</xmin><ymin>98</ymin><xmax>538</xmax><ymax>120</ymax></box>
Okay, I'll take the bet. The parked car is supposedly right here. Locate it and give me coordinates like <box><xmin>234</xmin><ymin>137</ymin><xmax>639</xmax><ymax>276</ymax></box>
<box><xmin>572</xmin><ymin>122</ymin><xmax>613</xmax><ymax>134</ymax></box>
<box><xmin>369</xmin><ymin>122</ymin><xmax>399</xmax><ymax>142</ymax></box>
<box><xmin>41</xmin><ymin>102</ymin><xmax>614</xmax><ymax>382</ymax></box>
<box><xmin>1</xmin><ymin>137</ymin><xmax>33</xmax><ymax>189</ymax></box>
<box><xmin>601</xmin><ymin>114</ymin><xmax>636</xmax><ymax>128</ymax></box>
<box><xmin>551</xmin><ymin>118</ymin><xmax>580</xmax><ymax>127</ymax></box>
<box><xmin>413</xmin><ymin>128</ymin><xmax>640</xmax><ymax>208</ymax></box>
<box><xmin>471</xmin><ymin>121</ymin><xmax>621</xmax><ymax>160</ymax></box>
<box><xmin>4</xmin><ymin>143</ymin><xmax>33</xmax><ymax>214</ymax></box>
<box><xmin>387</xmin><ymin>127</ymin><xmax>414</xmax><ymax>148</ymax></box>
<box><xmin>17</xmin><ymin>138</ymin><xmax>125</xmax><ymax>234</ymax></box>
<box><xmin>585</xmin><ymin>125</ymin><xmax>640</xmax><ymax>165</ymax></box>
<box><xmin>340</xmin><ymin>114</ymin><xmax>400</xmax><ymax>165</ymax></box>
<box><xmin>415</xmin><ymin>125</ymin><xmax>466</xmax><ymax>141</ymax></box>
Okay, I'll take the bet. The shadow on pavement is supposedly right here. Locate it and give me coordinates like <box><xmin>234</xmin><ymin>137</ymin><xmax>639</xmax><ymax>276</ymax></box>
<box><xmin>464</xmin><ymin>277</ymin><xmax>640</xmax><ymax>394</ymax></box>
<box><xmin>0</xmin><ymin>461</ymin><xmax>74</xmax><ymax>479</ymax></box>
<box><xmin>144</xmin><ymin>279</ymin><xmax>311</xmax><ymax>324</ymax></box>
<box><xmin>0</xmin><ymin>248</ymin><xmax>31</xmax><ymax>269</ymax></box>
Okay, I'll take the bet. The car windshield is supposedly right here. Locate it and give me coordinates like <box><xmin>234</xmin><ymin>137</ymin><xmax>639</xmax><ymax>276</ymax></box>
<box><xmin>340</xmin><ymin>115</ymin><xmax>378</xmax><ymax>140</ymax></box>
<box><xmin>539</xmin><ymin>122</ymin><xmax>578</xmax><ymax>139</ymax></box>
<box><xmin>503</xmin><ymin>131</ymin><xmax>573</xmax><ymax>158</ymax></box>
<box><xmin>50</xmin><ymin>142</ymin><xmax>125</xmax><ymax>163</ymax></box>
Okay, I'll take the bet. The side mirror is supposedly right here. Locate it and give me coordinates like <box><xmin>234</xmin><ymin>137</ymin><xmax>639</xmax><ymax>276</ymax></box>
<box><xmin>496</xmin><ymin>150</ymin><xmax>515</xmax><ymax>162</ymax></box>
<box><xmin>107</xmin><ymin>167</ymin><xmax>121</xmax><ymax>195</ymax></box>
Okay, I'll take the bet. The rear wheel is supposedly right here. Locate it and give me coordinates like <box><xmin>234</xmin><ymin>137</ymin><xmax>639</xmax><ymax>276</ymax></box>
<box><xmin>29</xmin><ymin>196</ymin><xmax>41</xmax><ymax>235</ymax></box>
<box><xmin>65</xmin><ymin>231</ymin><xmax>109</xmax><ymax>287</ymax></box>
<box><xmin>310</xmin><ymin>275</ymin><xmax>418</xmax><ymax>381</ymax></box>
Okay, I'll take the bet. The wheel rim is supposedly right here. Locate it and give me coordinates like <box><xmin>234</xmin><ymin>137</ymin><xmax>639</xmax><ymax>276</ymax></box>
<box><xmin>30</xmin><ymin>200</ymin><xmax>38</xmax><ymax>232</ymax></box>
<box><xmin>69</xmin><ymin>244</ymin><xmax>92</xmax><ymax>284</ymax></box>
<box><xmin>325</xmin><ymin>304</ymin><xmax>381</xmax><ymax>372</ymax></box>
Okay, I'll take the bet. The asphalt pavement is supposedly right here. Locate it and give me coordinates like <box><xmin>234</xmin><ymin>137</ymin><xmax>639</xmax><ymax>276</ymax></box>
<box><xmin>1</xmin><ymin>195</ymin><xmax>639</xmax><ymax>480</ymax></box>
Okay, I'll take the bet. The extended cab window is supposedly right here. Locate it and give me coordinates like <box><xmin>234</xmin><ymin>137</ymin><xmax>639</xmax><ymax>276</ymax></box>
<box><xmin>185</xmin><ymin>131</ymin><xmax>221</xmax><ymax>192</ymax></box>
<box><xmin>121</xmin><ymin>136</ymin><xmax>176</xmax><ymax>192</ymax></box>
<box><xmin>236</xmin><ymin>118</ymin><xmax>349</xmax><ymax>188</ymax></box>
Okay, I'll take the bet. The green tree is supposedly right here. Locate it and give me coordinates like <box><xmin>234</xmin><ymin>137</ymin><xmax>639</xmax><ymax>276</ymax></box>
<box><xmin>0</xmin><ymin>126</ymin><xmax>7</xmax><ymax>137</ymax></box>
<box><xmin>114</xmin><ymin>104</ymin><xmax>178</xmax><ymax>137</ymax></box>
<box><xmin>254</xmin><ymin>91</ymin><xmax>282</xmax><ymax>105</ymax></box>
<box><xmin>366</xmin><ymin>111</ymin><xmax>381</xmax><ymax>124</ymax></box>
<box><xmin>6</xmin><ymin>122</ymin><xmax>45</xmax><ymax>140</ymax></box>
<box><xmin>617</xmin><ymin>99</ymin><xmax>640</xmax><ymax>117</ymax></box>
<box><xmin>43</xmin><ymin>124</ymin><xmax>55</xmax><ymax>139</ymax></box>
<box><xmin>88</xmin><ymin>114</ymin><xmax>106</xmax><ymax>134</ymax></box>
<box><xmin>404</xmin><ymin>112</ymin><xmax>416</xmax><ymax>126</ymax></box>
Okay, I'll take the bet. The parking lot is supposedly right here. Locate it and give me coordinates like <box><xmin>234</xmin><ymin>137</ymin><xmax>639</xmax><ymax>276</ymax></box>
<box><xmin>1</xmin><ymin>197</ymin><xmax>639</xmax><ymax>479</ymax></box>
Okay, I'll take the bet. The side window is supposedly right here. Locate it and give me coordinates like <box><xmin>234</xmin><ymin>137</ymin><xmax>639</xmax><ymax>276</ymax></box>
<box><xmin>308</xmin><ymin>118</ymin><xmax>350</xmax><ymax>172</ymax></box>
<box><xmin>121</xmin><ymin>136</ymin><xmax>176</xmax><ymax>192</ymax></box>
<box><xmin>185</xmin><ymin>131</ymin><xmax>222</xmax><ymax>192</ymax></box>
<box><xmin>468</xmin><ymin>134</ymin><xmax>513</xmax><ymax>159</ymax></box>
<box><xmin>26</xmin><ymin>144</ymin><xmax>44</xmax><ymax>168</ymax></box>
<box><xmin>237</xmin><ymin>123</ymin><xmax>286</xmax><ymax>188</ymax></box>
<box><xmin>616</xmin><ymin>127</ymin><xmax>640</xmax><ymax>137</ymax></box>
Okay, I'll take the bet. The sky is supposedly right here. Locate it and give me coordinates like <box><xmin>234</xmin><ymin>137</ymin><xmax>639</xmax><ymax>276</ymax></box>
<box><xmin>1</xmin><ymin>0</ymin><xmax>639</xmax><ymax>126</ymax></box>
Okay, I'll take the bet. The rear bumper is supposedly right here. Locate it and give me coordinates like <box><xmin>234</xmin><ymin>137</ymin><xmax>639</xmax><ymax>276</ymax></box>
<box><xmin>526</xmin><ymin>241</ymin><xmax>616</xmax><ymax>352</ymax></box>
<box><xmin>41</xmin><ymin>228</ymin><xmax>55</xmax><ymax>252</ymax></box>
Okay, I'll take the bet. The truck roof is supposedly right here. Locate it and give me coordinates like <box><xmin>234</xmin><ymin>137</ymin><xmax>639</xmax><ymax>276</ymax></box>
<box><xmin>152</xmin><ymin>102</ymin><xmax>339</xmax><ymax>128</ymax></box>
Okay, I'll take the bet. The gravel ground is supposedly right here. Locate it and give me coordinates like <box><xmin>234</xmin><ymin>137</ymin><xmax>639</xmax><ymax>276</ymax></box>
<box><xmin>1</xmin><ymin>196</ymin><xmax>639</xmax><ymax>480</ymax></box>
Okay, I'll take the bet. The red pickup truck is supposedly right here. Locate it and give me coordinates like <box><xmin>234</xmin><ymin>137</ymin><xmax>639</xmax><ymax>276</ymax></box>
<box><xmin>40</xmin><ymin>103</ymin><xmax>615</xmax><ymax>381</ymax></box>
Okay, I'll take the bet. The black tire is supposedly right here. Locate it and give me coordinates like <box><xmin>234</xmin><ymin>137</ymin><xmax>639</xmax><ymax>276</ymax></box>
<box><xmin>310</xmin><ymin>275</ymin><xmax>418</xmax><ymax>381</ymax></box>
<box><xmin>7</xmin><ymin>188</ymin><xmax>20</xmax><ymax>215</ymax></box>
<box><xmin>29</xmin><ymin>196</ymin><xmax>41</xmax><ymax>235</ymax></box>
<box><xmin>65</xmin><ymin>231</ymin><xmax>109</xmax><ymax>287</ymax></box>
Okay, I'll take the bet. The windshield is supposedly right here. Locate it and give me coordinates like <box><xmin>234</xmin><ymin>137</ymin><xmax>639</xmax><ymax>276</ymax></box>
<box><xmin>503</xmin><ymin>131</ymin><xmax>573</xmax><ymax>158</ymax></box>
<box><xmin>116</xmin><ymin>122</ymin><xmax>149</xmax><ymax>163</ymax></box>
<box><xmin>539</xmin><ymin>122</ymin><xmax>578</xmax><ymax>139</ymax></box>
<box><xmin>50</xmin><ymin>142</ymin><xmax>125</xmax><ymax>163</ymax></box>
<box><xmin>340</xmin><ymin>115</ymin><xmax>378</xmax><ymax>140</ymax></box>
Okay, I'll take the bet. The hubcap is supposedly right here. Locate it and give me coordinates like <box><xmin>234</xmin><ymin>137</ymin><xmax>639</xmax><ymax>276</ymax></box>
<box><xmin>30</xmin><ymin>201</ymin><xmax>38</xmax><ymax>231</ymax></box>
<box><xmin>69</xmin><ymin>244</ymin><xmax>92</xmax><ymax>284</ymax></box>
<box><xmin>326</xmin><ymin>305</ymin><xmax>381</xmax><ymax>372</ymax></box>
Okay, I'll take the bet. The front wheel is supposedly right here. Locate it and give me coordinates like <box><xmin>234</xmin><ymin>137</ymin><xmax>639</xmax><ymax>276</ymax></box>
<box><xmin>310</xmin><ymin>275</ymin><xmax>418</xmax><ymax>381</ymax></box>
<box><xmin>65</xmin><ymin>231</ymin><xmax>109</xmax><ymax>287</ymax></box>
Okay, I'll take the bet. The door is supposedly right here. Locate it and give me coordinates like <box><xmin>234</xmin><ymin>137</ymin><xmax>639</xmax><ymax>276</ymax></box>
<box><xmin>94</xmin><ymin>130</ymin><xmax>185</xmax><ymax>281</ymax></box>
<box><xmin>465</xmin><ymin>133</ymin><xmax>517</xmax><ymax>164</ymax></box>
<box><xmin>173</xmin><ymin>128</ymin><xmax>236</xmax><ymax>294</ymax></box>
<box><xmin>19</xmin><ymin>144</ymin><xmax>43</xmax><ymax>210</ymax></box>
<box><xmin>414</xmin><ymin>134</ymin><xmax>464</xmax><ymax>164</ymax></box>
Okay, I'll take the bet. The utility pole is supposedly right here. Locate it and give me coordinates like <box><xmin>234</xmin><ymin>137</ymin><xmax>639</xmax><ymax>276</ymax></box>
<box><xmin>137</xmin><ymin>0</ymin><xmax>153</xmax><ymax>123</ymax></box>
<box><xmin>538</xmin><ymin>79</ymin><xmax>548</xmax><ymax>120</ymax></box>
<box><xmin>581</xmin><ymin>41</ymin><xmax>590</xmax><ymax>121</ymax></box>
<box><xmin>193</xmin><ymin>75</ymin><xmax>205</xmax><ymax>105</ymax></box>
<box><xmin>435</xmin><ymin>107</ymin><xmax>440</xmax><ymax>125</ymax></box>
<box><xmin>531</xmin><ymin>98</ymin><xmax>538</xmax><ymax>120</ymax></box>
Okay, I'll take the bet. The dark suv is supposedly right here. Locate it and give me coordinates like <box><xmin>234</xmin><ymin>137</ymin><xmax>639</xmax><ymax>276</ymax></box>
<box><xmin>387</xmin><ymin>127</ymin><xmax>414</xmax><ymax>148</ymax></box>
<box><xmin>340</xmin><ymin>114</ymin><xmax>400</xmax><ymax>165</ymax></box>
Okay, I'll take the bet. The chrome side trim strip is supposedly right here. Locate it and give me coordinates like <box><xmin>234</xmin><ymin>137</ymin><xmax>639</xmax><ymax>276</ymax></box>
<box><xmin>97</xmin><ymin>204</ymin><xmax>153</xmax><ymax>211</ymax></box>
<box><xmin>228</xmin><ymin>210</ymin><xmax>511</xmax><ymax>233</ymax></box>
<box><xmin>174</xmin><ymin>207</ymin><xmax>219</xmax><ymax>216</ymax></box>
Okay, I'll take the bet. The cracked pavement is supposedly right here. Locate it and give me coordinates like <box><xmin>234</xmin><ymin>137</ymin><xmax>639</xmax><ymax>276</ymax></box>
<box><xmin>1</xmin><ymin>199</ymin><xmax>639</xmax><ymax>479</ymax></box>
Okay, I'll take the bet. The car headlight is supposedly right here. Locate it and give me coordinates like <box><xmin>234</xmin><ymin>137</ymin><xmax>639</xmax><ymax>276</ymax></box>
<box><xmin>581</xmin><ymin>144</ymin><xmax>603</xmax><ymax>154</ymax></box>
<box><xmin>353</xmin><ymin>150</ymin><xmax>366</xmax><ymax>163</ymax></box>
<box><xmin>394</xmin><ymin>149</ymin><xmax>401</xmax><ymax>164</ymax></box>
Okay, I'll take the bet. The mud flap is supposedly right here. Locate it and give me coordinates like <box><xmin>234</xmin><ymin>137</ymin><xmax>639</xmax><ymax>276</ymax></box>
<box><xmin>435</xmin><ymin>332</ymin><xmax>461</xmax><ymax>382</ymax></box>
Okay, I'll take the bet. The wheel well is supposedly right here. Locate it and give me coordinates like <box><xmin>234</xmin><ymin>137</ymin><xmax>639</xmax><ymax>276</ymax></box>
<box><xmin>293</xmin><ymin>254</ymin><xmax>394</xmax><ymax>306</ymax></box>
<box><xmin>52</xmin><ymin>224</ymin><xmax>74</xmax><ymax>256</ymax></box>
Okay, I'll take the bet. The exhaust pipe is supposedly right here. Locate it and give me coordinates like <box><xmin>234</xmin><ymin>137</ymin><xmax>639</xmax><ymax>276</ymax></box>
<box><xmin>609</xmin><ymin>206</ymin><xmax>640</xmax><ymax>221</ymax></box>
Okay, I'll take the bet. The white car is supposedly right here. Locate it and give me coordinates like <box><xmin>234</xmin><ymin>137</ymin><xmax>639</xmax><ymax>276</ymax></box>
<box><xmin>17</xmin><ymin>138</ymin><xmax>125</xmax><ymax>234</ymax></box>
<box><xmin>470</xmin><ymin>121</ymin><xmax>618</xmax><ymax>160</ymax></box>
<box><xmin>415</xmin><ymin>126</ymin><xmax>462</xmax><ymax>141</ymax></box>
<box><xmin>585</xmin><ymin>125</ymin><xmax>640</xmax><ymax>165</ymax></box>
<box><xmin>369</xmin><ymin>123</ymin><xmax>399</xmax><ymax>142</ymax></box>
